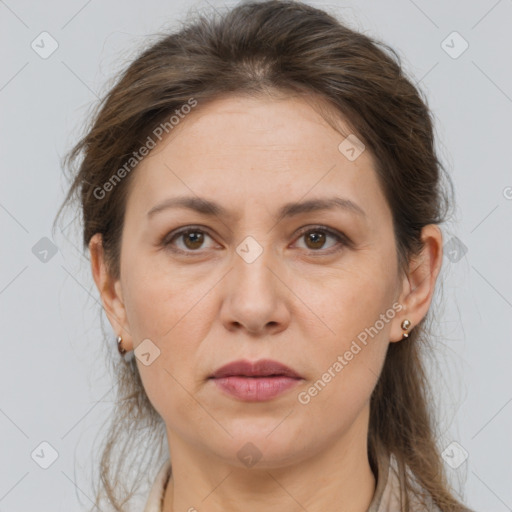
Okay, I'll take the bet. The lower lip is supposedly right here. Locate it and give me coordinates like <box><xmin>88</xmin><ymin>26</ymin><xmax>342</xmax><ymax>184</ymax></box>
<box><xmin>211</xmin><ymin>376</ymin><xmax>302</xmax><ymax>401</ymax></box>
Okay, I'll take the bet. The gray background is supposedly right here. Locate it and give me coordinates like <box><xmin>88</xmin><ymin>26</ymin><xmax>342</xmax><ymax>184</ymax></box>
<box><xmin>1</xmin><ymin>0</ymin><xmax>511</xmax><ymax>511</ymax></box>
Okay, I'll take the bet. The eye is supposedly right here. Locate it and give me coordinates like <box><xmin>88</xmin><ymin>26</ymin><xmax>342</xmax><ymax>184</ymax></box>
<box><xmin>292</xmin><ymin>225</ymin><xmax>349</xmax><ymax>253</ymax></box>
<box><xmin>161</xmin><ymin>224</ymin><xmax>350</xmax><ymax>256</ymax></box>
<box><xmin>162</xmin><ymin>226</ymin><xmax>217</xmax><ymax>254</ymax></box>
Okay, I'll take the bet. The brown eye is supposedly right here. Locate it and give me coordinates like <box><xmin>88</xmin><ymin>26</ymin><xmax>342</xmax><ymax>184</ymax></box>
<box><xmin>181</xmin><ymin>230</ymin><xmax>205</xmax><ymax>250</ymax></box>
<box><xmin>163</xmin><ymin>227</ymin><xmax>216</xmax><ymax>253</ymax></box>
<box><xmin>304</xmin><ymin>231</ymin><xmax>327</xmax><ymax>250</ymax></box>
<box><xmin>294</xmin><ymin>226</ymin><xmax>348</xmax><ymax>253</ymax></box>
<box><xmin>162</xmin><ymin>225</ymin><xmax>349</xmax><ymax>256</ymax></box>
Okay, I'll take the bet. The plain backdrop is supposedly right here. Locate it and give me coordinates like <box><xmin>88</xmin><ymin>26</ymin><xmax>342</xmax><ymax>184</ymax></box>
<box><xmin>1</xmin><ymin>0</ymin><xmax>511</xmax><ymax>511</ymax></box>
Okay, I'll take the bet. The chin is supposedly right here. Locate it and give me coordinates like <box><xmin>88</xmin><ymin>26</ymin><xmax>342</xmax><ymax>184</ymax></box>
<box><xmin>204</xmin><ymin>423</ymin><xmax>312</xmax><ymax>469</ymax></box>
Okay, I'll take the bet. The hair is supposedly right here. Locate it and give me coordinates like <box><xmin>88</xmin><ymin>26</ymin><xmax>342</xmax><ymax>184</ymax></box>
<box><xmin>54</xmin><ymin>1</ymin><xmax>471</xmax><ymax>511</ymax></box>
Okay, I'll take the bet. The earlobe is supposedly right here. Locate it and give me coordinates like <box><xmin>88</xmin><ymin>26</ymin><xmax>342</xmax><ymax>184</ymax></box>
<box><xmin>390</xmin><ymin>224</ymin><xmax>443</xmax><ymax>343</ymax></box>
<box><xmin>89</xmin><ymin>233</ymin><xmax>132</xmax><ymax>350</ymax></box>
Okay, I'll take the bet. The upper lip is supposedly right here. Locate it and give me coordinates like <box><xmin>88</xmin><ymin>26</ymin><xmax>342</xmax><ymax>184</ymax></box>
<box><xmin>210</xmin><ymin>359</ymin><xmax>302</xmax><ymax>379</ymax></box>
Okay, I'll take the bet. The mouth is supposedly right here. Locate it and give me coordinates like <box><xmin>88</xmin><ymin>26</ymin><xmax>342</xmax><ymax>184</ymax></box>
<box><xmin>209</xmin><ymin>358</ymin><xmax>302</xmax><ymax>379</ymax></box>
<box><xmin>209</xmin><ymin>359</ymin><xmax>303</xmax><ymax>402</ymax></box>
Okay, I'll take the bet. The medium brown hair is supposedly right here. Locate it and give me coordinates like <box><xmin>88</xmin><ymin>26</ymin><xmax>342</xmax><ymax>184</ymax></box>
<box><xmin>55</xmin><ymin>1</ymin><xmax>471</xmax><ymax>510</ymax></box>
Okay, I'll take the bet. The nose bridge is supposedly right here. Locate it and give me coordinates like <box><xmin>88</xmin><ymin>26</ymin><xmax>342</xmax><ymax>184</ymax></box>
<box><xmin>220</xmin><ymin>232</ymin><xmax>289</xmax><ymax>334</ymax></box>
<box><xmin>232</xmin><ymin>233</ymin><xmax>277</xmax><ymax>299</ymax></box>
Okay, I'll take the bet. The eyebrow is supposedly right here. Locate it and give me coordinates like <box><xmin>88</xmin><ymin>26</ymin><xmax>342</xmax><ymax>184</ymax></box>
<box><xmin>146</xmin><ymin>195</ymin><xmax>367</xmax><ymax>221</ymax></box>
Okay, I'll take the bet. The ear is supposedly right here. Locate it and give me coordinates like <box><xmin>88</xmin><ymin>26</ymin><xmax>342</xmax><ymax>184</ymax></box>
<box><xmin>390</xmin><ymin>224</ymin><xmax>444</xmax><ymax>343</ymax></box>
<box><xmin>89</xmin><ymin>233</ymin><xmax>133</xmax><ymax>351</ymax></box>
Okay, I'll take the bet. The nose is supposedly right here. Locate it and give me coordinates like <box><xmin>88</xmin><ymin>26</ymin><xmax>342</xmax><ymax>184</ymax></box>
<box><xmin>219</xmin><ymin>246</ymin><xmax>291</xmax><ymax>336</ymax></box>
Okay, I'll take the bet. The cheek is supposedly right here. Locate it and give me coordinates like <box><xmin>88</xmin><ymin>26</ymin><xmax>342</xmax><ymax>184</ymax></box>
<box><xmin>121</xmin><ymin>255</ymin><xmax>210</xmax><ymax>341</ymax></box>
<box><xmin>296</xmin><ymin>301</ymin><xmax>390</xmax><ymax>435</ymax></box>
<box><xmin>121</xmin><ymin>259</ymin><xmax>213</xmax><ymax>394</ymax></box>
<box><xmin>126</xmin><ymin>277</ymin><xmax>208</xmax><ymax>426</ymax></box>
<box><xmin>310</xmin><ymin>263</ymin><xmax>396</xmax><ymax>347</ymax></box>
<box><xmin>298</xmin><ymin>263</ymin><xmax>395</xmax><ymax>402</ymax></box>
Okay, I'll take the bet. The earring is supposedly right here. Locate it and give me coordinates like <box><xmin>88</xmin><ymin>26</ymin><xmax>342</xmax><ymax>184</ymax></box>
<box><xmin>117</xmin><ymin>335</ymin><xmax>135</xmax><ymax>363</ymax></box>
<box><xmin>401</xmin><ymin>319</ymin><xmax>412</xmax><ymax>339</ymax></box>
<box><xmin>117</xmin><ymin>335</ymin><xmax>126</xmax><ymax>355</ymax></box>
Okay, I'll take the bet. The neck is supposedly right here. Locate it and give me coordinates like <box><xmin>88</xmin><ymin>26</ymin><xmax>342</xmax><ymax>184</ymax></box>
<box><xmin>162</xmin><ymin>408</ymin><xmax>376</xmax><ymax>512</ymax></box>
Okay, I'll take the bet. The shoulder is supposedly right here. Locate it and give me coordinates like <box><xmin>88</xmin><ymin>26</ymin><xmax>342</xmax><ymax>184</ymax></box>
<box><xmin>376</xmin><ymin>452</ymin><xmax>475</xmax><ymax>512</ymax></box>
<box><xmin>370</xmin><ymin>450</ymin><xmax>442</xmax><ymax>512</ymax></box>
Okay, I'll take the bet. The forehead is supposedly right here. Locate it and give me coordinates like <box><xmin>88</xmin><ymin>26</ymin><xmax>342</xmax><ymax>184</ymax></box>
<box><xmin>126</xmin><ymin>94</ymin><xmax>391</xmax><ymax>227</ymax></box>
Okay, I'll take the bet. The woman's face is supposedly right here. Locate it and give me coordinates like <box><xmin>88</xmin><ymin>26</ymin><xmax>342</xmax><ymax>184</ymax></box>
<box><xmin>94</xmin><ymin>94</ymin><xmax>428</xmax><ymax>468</ymax></box>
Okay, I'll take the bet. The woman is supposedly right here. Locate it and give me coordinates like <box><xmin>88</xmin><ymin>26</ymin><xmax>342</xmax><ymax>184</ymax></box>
<box><xmin>55</xmin><ymin>1</ymin><xmax>475</xmax><ymax>511</ymax></box>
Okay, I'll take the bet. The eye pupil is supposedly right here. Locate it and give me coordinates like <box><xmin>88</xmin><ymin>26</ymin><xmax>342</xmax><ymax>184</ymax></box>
<box><xmin>306</xmin><ymin>231</ymin><xmax>326</xmax><ymax>249</ymax></box>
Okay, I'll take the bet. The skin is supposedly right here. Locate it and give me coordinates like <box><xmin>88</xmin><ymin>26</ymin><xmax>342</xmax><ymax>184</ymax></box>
<box><xmin>89</xmin><ymin>93</ymin><xmax>443</xmax><ymax>512</ymax></box>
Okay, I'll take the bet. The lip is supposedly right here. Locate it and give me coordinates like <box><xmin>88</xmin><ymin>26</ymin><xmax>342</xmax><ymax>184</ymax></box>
<box><xmin>209</xmin><ymin>359</ymin><xmax>303</xmax><ymax>402</ymax></box>
<box><xmin>210</xmin><ymin>359</ymin><xmax>302</xmax><ymax>379</ymax></box>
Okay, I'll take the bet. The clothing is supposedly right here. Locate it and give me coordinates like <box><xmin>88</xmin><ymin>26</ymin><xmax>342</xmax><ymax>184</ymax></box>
<box><xmin>143</xmin><ymin>458</ymin><xmax>171</xmax><ymax>512</ymax></box>
<box><xmin>143</xmin><ymin>449</ymin><xmax>442</xmax><ymax>512</ymax></box>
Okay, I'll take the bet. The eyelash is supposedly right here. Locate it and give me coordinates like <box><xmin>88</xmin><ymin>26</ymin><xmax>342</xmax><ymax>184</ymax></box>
<box><xmin>161</xmin><ymin>224</ymin><xmax>351</xmax><ymax>257</ymax></box>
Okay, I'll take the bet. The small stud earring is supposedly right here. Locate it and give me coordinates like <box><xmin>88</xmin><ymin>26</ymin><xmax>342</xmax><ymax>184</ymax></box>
<box><xmin>401</xmin><ymin>319</ymin><xmax>412</xmax><ymax>339</ymax></box>
<box><xmin>117</xmin><ymin>335</ymin><xmax>126</xmax><ymax>355</ymax></box>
